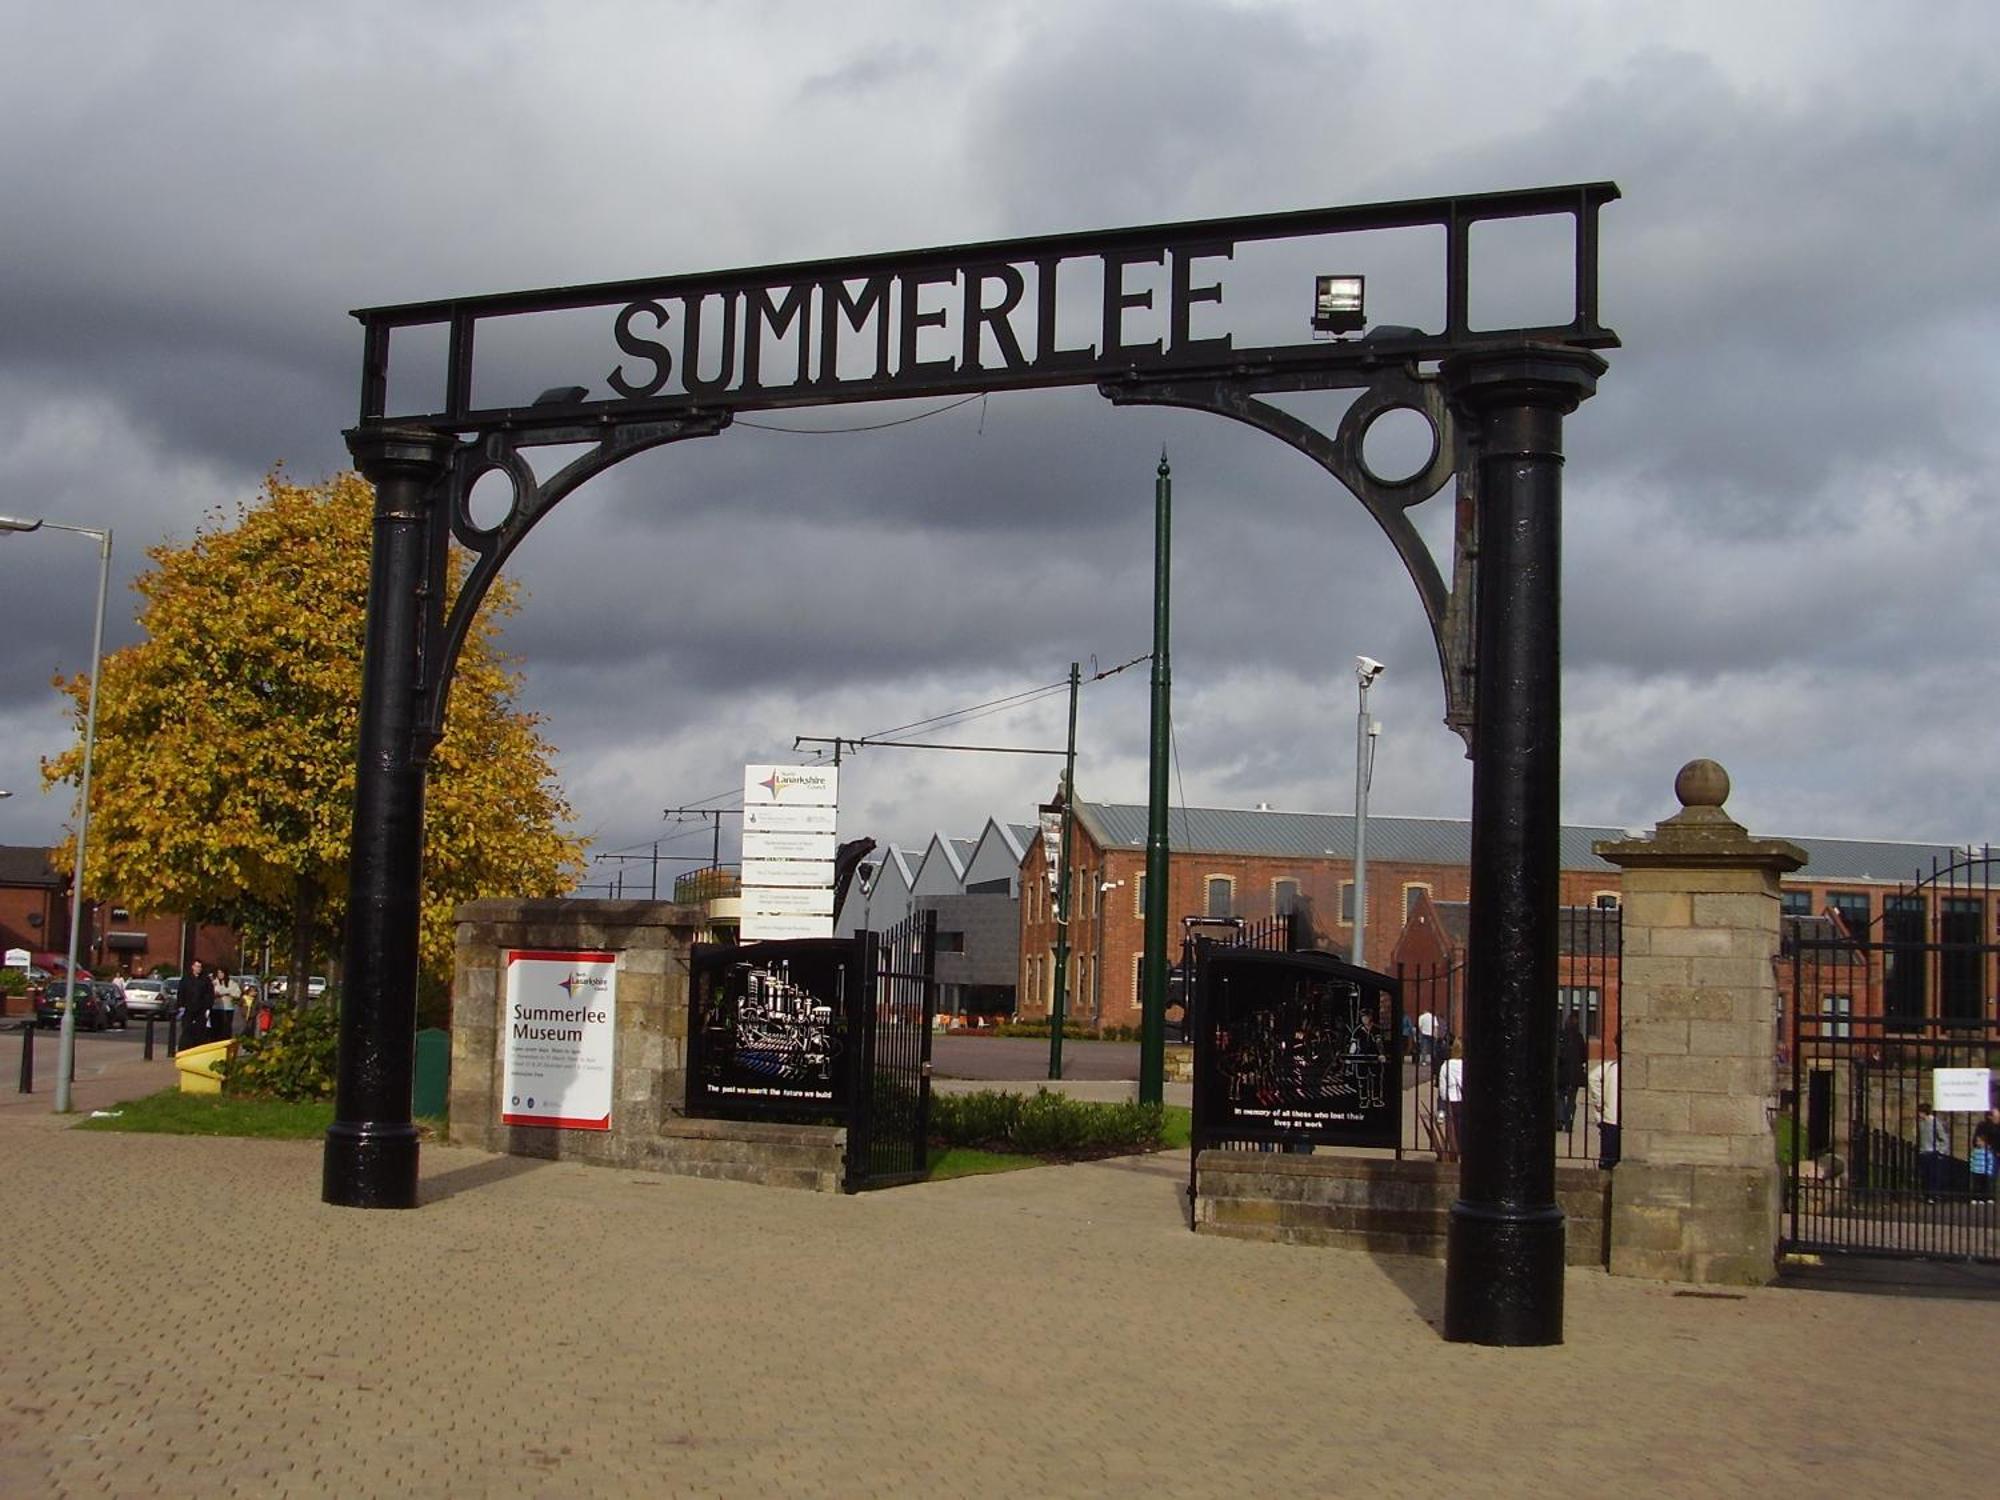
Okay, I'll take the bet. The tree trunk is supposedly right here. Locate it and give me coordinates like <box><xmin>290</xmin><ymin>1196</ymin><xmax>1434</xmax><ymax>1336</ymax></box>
<box><xmin>289</xmin><ymin>874</ymin><xmax>320</xmax><ymax>1007</ymax></box>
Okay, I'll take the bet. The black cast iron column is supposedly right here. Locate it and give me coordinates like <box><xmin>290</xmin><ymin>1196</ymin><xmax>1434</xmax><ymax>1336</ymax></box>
<box><xmin>1441</xmin><ymin>346</ymin><xmax>1605</xmax><ymax>1345</ymax></box>
<box><xmin>323</xmin><ymin>425</ymin><xmax>454</xmax><ymax>1209</ymax></box>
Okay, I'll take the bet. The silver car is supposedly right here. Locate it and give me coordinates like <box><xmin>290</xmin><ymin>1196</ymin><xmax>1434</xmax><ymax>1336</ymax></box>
<box><xmin>123</xmin><ymin>978</ymin><xmax>171</xmax><ymax>1018</ymax></box>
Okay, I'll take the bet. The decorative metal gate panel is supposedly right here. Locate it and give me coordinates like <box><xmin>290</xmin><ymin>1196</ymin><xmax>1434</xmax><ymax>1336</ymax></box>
<box><xmin>848</xmin><ymin>911</ymin><xmax>937</xmax><ymax>1191</ymax></box>
<box><xmin>688</xmin><ymin>938</ymin><xmax>858</xmax><ymax>1121</ymax></box>
<box><xmin>1785</xmin><ymin>850</ymin><xmax>1998</xmax><ymax>1263</ymax></box>
<box><xmin>1189</xmin><ymin>934</ymin><xmax>1403</xmax><ymax>1173</ymax></box>
<box><xmin>687</xmin><ymin>912</ymin><xmax>936</xmax><ymax>1192</ymax></box>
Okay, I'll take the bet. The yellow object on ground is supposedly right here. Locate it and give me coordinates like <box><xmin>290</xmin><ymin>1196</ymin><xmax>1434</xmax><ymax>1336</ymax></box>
<box><xmin>173</xmin><ymin>1039</ymin><xmax>237</xmax><ymax>1094</ymax></box>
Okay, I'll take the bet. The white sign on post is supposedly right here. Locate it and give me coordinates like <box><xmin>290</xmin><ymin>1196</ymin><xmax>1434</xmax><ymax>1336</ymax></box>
<box><xmin>740</xmin><ymin>829</ymin><xmax>837</xmax><ymax>863</ymax></box>
<box><xmin>741</xmin><ymin>763</ymin><xmax>838</xmax><ymax>940</ymax></box>
<box><xmin>1934</xmin><ymin>1068</ymin><xmax>1994</xmax><ymax>1113</ymax></box>
<box><xmin>742</xmin><ymin>886</ymin><xmax>837</xmax><ymax>916</ymax></box>
<box><xmin>743</xmin><ymin>804</ymin><xmax>837</xmax><ymax>834</ymax></box>
<box><xmin>741</xmin><ymin>857</ymin><xmax>837</xmax><ymax>888</ymax></box>
<box><xmin>501</xmin><ymin>949</ymin><xmax>618</xmax><ymax>1130</ymax></box>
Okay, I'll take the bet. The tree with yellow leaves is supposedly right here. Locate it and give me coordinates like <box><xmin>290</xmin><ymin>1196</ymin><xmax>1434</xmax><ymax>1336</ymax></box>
<box><xmin>43</xmin><ymin>470</ymin><xmax>586</xmax><ymax>1013</ymax></box>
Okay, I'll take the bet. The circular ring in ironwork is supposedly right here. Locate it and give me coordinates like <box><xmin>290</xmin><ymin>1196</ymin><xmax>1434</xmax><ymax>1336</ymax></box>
<box><xmin>1338</xmin><ymin>384</ymin><xmax>1453</xmax><ymax>509</ymax></box>
<box><xmin>455</xmin><ymin>448</ymin><xmax>536</xmax><ymax>543</ymax></box>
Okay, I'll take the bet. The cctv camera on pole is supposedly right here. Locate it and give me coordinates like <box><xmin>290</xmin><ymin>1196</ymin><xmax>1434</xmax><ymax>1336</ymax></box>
<box><xmin>1352</xmin><ymin>656</ymin><xmax>1383</xmax><ymax>968</ymax></box>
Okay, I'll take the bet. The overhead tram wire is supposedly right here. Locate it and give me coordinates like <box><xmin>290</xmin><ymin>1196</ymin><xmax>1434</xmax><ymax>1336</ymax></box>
<box><xmin>796</xmin><ymin>655</ymin><xmax>1144</xmax><ymax>766</ymax></box>
<box><xmin>860</xmin><ymin>678</ymin><xmax>1071</xmax><ymax>742</ymax></box>
<box><xmin>850</xmin><ymin>654</ymin><xmax>1148</xmax><ymax>749</ymax></box>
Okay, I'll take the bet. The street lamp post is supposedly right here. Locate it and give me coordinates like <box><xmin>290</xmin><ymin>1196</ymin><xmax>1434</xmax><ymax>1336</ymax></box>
<box><xmin>0</xmin><ymin>514</ymin><xmax>112</xmax><ymax>1114</ymax></box>
<box><xmin>1352</xmin><ymin>657</ymin><xmax>1384</xmax><ymax>969</ymax></box>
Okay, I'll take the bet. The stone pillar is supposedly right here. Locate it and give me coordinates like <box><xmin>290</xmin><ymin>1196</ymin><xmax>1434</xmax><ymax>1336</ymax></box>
<box><xmin>1594</xmin><ymin>760</ymin><xmax>1804</xmax><ymax>1284</ymax></box>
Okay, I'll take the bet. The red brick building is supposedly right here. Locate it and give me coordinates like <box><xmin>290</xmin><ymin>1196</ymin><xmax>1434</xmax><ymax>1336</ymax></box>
<box><xmin>1393</xmin><ymin>893</ymin><xmax>1623</xmax><ymax>1061</ymax></box>
<box><xmin>0</xmin><ymin>844</ymin><xmax>238</xmax><ymax>979</ymax></box>
<box><xmin>1016</xmin><ymin>800</ymin><xmax>1993</xmax><ymax>1040</ymax></box>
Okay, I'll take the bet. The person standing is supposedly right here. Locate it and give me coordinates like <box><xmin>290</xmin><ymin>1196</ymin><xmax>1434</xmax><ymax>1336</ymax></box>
<box><xmin>1971</xmin><ymin>1099</ymin><xmax>1999</xmax><ymax>1205</ymax></box>
<box><xmin>179</xmin><ymin>958</ymin><xmax>216</xmax><ymax>1046</ymax></box>
<box><xmin>1416</xmin><ymin>1008</ymin><xmax>1438</xmax><ymax>1073</ymax></box>
<box><xmin>1591</xmin><ymin>1057</ymin><xmax>1621</xmax><ymax>1168</ymax></box>
<box><xmin>1916</xmin><ymin>1101</ymin><xmax>1950</xmax><ymax>1203</ymax></box>
<box><xmin>212</xmin><ymin>966</ymin><xmax>241</xmax><ymax>1038</ymax></box>
<box><xmin>1439</xmin><ymin>1039</ymin><xmax>1465</xmax><ymax>1161</ymax></box>
<box><xmin>1556</xmin><ymin>1015</ymin><xmax>1588</xmax><ymax>1134</ymax></box>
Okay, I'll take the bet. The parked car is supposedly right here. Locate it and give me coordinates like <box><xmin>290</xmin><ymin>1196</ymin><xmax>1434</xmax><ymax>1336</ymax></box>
<box><xmin>35</xmin><ymin>980</ymin><xmax>109</xmax><ymax>1031</ymax></box>
<box><xmin>265</xmin><ymin>975</ymin><xmax>330</xmax><ymax>1001</ymax></box>
<box><xmin>123</xmin><ymin>978</ymin><xmax>171</xmax><ymax>1018</ymax></box>
<box><xmin>93</xmin><ymin>982</ymin><xmax>131</xmax><ymax>1029</ymax></box>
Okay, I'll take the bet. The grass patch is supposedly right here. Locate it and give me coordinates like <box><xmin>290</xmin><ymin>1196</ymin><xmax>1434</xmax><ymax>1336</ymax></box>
<box><xmin>1776</xmin><ymin>1112</ymin><xmax>1802</xmax><ymax>1167</ymax></box>
<box><xmin>1161</xmin><ymin>1104</ymin><xmax>1191</xmax><ymax>1151</ymax></box>
<box><xmin>74</xmin><ymin>1087</ymin><xmax>334</xmax><ymax>1139</ymax></box>
<box><xmin>926</xmin><ymin>1147</ymin><xmax>1045</xmax><ymax>1181</ymax></box>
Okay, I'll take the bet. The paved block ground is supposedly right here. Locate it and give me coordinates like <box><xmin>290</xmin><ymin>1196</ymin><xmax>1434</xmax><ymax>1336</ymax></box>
<box><xmin>0</xmin><ymin>1050</ymin><xmax>1993</xmax><ymax>1497</ymax></box>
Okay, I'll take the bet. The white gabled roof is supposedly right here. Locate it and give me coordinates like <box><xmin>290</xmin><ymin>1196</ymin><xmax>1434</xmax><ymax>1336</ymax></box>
<box><xmin>963</xmin><ymin>818</ymin><xmax>1029</xmax><ymax>890</ymax></box>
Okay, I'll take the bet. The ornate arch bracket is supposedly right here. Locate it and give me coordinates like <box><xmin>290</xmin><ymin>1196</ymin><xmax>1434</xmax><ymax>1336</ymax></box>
<box><xmin>413</xmin><ymin>412</ymin><xmax>731</xmax><ymax>751</ymax></box>
<box><xmin>1102</xmin><ymin>368</ymin><xmax>1478</xmax><ymax>749</ymax></box>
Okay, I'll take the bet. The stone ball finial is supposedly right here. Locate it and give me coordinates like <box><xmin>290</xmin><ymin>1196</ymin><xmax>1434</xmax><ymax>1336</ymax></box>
<box><xmin>1674</xmin><ymin>758</ymin><xmax>1730</xmax><ymax>811</ymax></box>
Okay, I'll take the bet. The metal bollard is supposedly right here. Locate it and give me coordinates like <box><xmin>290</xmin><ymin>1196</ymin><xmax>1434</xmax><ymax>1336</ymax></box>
<box><xmin>17</xmin><ymin>1024</ymin><xmax>32</xmax><ymax>1094</ymax></box>
<box><xmin>143</xmin><ymin>1015</ymin><xmax>156</xmax><ymax>1061</ymax></box>
<box><xmin>167</xmin><ymin>1013</ymin><xmax>178</xmax><ymax>1058</ymax></box>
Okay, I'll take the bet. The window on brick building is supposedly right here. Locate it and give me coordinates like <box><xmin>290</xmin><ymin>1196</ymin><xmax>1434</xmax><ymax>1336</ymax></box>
<box><xmin>1133</xmin><ymin>874</ymin><xmax>1146</xmax><ymax>917</ymax></box>
<box><xmin>1402</xmin><ymin>882</ymin><xmax>1431</xmax><ymax>921</ymax></box>
<box><xmin>1592</xmin><ymin>891</ymin><xmax>1620</xmax><ymax>911</ymax></box>
<box><xmin>937</xmin><ymin>931</ymin><xmax>965</xmax><ymax>954</ymax></box>
<box><xmin>1205</xmin><ymin>876</ymin><xmax>1234</xmax><ymax>919</ymax></box>
<box><xmin>1557</xmin><ymin>985</ymin><xmax>1601</xmax><ymax>1039</ymax></box>
<box><xmin>1339</xmin><ymin>881</ymin><xmax>1355</xmax><ymax>923</ymax></box>
<box><xmin>1883</xmin><ymin>895</ymin><xmax>1924</xmax><ymax>1029</ymax></box>
<box><xmin>1273</xmin><ymin>879</ymin><xmax>1300</xmax><ymax>917</ymax></box>
<box><xmin>1780</xmin><ymin>888</ymin><xmax>1813</xmax><ymax>917</ymax></box>
<box><xmin>1826</xmin><ymin>891</ymin><xmax>1870</xmax><ymax>938</ymax></box>
<box><xmin>1941</xmin><ymin>898</ymin><xmax>1982</xmax><ymax>1024</ymax></box>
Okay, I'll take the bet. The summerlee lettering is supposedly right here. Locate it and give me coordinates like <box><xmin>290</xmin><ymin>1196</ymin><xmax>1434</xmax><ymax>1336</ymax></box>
<box><xmin>604</xmin><ymin>241</ymin><xmax>1234</xmax><ymax>403</ymax></box>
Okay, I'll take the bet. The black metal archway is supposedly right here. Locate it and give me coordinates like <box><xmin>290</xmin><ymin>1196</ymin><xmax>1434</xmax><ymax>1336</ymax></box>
<box><xmin>329</xmin><ymin>183</ymin><xmax>1618</xmax><ymax>1346</ymax></box>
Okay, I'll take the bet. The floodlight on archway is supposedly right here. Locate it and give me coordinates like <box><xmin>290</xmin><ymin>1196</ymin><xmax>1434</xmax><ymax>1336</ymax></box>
<box><xmin>330</xmin><ymin>184</ymin><xmax>1618</xmax><ymax>1348</ymax></box>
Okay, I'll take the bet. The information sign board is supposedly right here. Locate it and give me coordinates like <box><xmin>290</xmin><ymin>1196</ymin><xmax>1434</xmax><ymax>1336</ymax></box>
<box><xmin>500</xmin><ymin>949</ymin><xmax>618</xmax><ymax>1130</ymax></box>
<box><xmin>1935</xmin><ymin>1067</ymin><xmax>1994</xmax><ymax>1113</ymax></box>
<box><xmin>743</xmin><ymin>804</ymin><xmax>837</xmax><ymax>835</ymax></box>
<box><xmin>741</xmin><ymin>857</ymin><xmax>837</xmax><ymax>888</ymax></box>
<box><xmin>741</xmin><ymin>763</ymin><xmax>838</xmax><ymax>940</ymax></box>
<box><xmin>740</xmin><ymin>829</ymin><xmax>837</xmax><ymax>863</ymax></box>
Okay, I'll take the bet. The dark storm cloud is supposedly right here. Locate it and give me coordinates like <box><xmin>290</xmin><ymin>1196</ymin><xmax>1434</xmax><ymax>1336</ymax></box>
<box><xmin>2</xmin><ymin>2</ymin><xmax>1995</xmax><ymax>855</ymax></box>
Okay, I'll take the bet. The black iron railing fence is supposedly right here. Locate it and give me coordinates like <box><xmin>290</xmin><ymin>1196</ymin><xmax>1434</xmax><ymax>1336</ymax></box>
<box><xmin>1398</xmin><ymin>908</ymin><xmax>1621</xmax><ymax>1165</ymax></box>
<box><xmin>1789</xmin><ymin>939</ymin><xmax>1997</xmax><ymax>1262</ymax></box>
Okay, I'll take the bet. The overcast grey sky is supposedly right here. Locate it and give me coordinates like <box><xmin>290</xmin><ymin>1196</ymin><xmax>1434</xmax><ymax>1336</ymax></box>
<box><xmin>2</xmin><ymin>1</ymin><xmax>1995</xmax><ymax>886</ymax></box>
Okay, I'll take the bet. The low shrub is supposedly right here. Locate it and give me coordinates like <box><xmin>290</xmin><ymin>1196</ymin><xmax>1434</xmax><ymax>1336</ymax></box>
<box><xmin>930</xmin><ymin>1089</ymin><xmax>1024</xmax><ymax>1146</ymax></box>
<box><xmin>986</xmin><ymin>1021</ymin><xmax>1154</xmax><ymax>1043</ymax></box>
<box><xmin>930</xmin><ymin>1088</ymin><xmax>1166</xmax><ymax>1158</ymax></box>
<box><xmin>217</xmin><ymin>1003</ymin><xmax>338</xmax><ymax>1101</ymax></box>
<box><xmin>992</xmin><ymin>1019</ymin><xmax>1090</xmax><ymax>1039</ymax></box>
